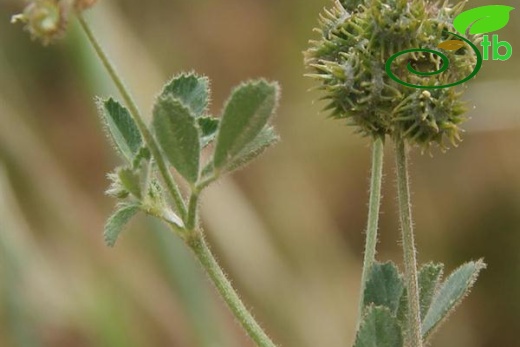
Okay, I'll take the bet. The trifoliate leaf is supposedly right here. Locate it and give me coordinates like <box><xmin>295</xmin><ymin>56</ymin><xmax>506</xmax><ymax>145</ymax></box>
<box><xmin>152</xmin><ymin>96</ymin><xmax>200</xmax><ymax>184</ymax></box>
<box><xmin>363</xmin><ymin>262</ymin><xmax>405</xmax><ymax>315</ymax></box>
<box><xmin>354</xmin><ymin>306</ymin><xmax>403</xmax><ymax>347</ymax></box>
<box><xmin>198</xmin><ymin>116</ymin><xmax>219</xmax><ymax>147</ymax></box>
<box><xmin>454</xmin><ymin>5</ymin><xmax>515</xmax><ymax>35</ymax></box>
<box><xmin>214</xmin><ymin>80</ymin><xmax>280</xmax><ymax>170</ymax></box>
<box><xmin>104</xmin><ymin>204</ymin><xmax>140</xmax><ymax>247</ymax></box>
<box><xmin>98</xmin><ymin>97</ymin><xmax>142</xmax><ymax>162</ymax></box>
<box><xmin>422</xmin><ymin>260</ymin><xmax>486</xmax><ymax>339</ymax></box>
<box><xmin>161</xmin><ymin>73</ymin><xmax>210</xmax><ymax>117</ymax></box>
<box><xmin>224</xmin><ymin>126</ymin><xmax>279</xmax><ymax>173</ymax></box>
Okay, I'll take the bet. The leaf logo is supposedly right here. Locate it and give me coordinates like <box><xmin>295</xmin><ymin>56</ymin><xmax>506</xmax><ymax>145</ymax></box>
<box><xmin>453</xmin><ymin>5</ymin><xmax>515</xmax><ymax>35</ymax></box>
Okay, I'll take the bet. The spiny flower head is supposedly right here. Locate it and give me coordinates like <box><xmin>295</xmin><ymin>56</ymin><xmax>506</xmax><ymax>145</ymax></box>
<box><xmin>304</xmin><ymin>0</ymin><xmax>477</xmax><ymax>150</ymax></box>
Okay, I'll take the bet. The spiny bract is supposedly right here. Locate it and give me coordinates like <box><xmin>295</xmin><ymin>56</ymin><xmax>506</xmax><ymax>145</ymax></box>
<box><xmin>304</xmin><ymin>0</ymin><xmax>478</xmax><ymax>150</ymax></box>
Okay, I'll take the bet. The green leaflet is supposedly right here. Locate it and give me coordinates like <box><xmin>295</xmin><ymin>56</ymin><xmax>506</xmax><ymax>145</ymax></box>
<box><xmin>117</xmin><ymin>167</ymin><xmax>142</xmax><ymax>199</ymax></box>
<box><xmin>214</xmin><ymin>80</ymin><xmax>280</xmax><ymax>170</ymax></box>
<box><xmin>98</xmin><ymin>97</ymin><xmax>142</xmax><ymax>162</ymax></box>
<box><xmin>104</xmin><ymin>203</ymin><xmax>140</xmax><ymax>247</ymax></box>
<box><xmin>152</xmin><ymin>96</ymin><xmax>201</xmax><ymax>184</ymax></box>
<box><xmin>454</xmin><ymin>5</ymin><xmax>515</xmax><ymax>35</ymax></box>
<box><xmin>422</xmin><ymin>260</ymin><xmax>486</xmax><ymax>339</ymax></box>
<box><xmin>198</xmin><ymin>116</ymin><xmax>219</xmax><ymax>147</ymax></box>
<box><xmin>396</xmin><ymin>263</ymin><xmax>444</xmax><ymax>328</ymax></box>
<box><xmin>418</xmin><ymin>262</ymin><xmax>444</xmax><ymax>320</ymax></box>
<box><xmin>363</xmin><ymin>262</ymin><xmax>404</xmax><ymax>315</ymax></box>
<box><xmin>161</xmin><ymin>72</ymin><xmax>210</xmax><ymax>117</ymax></box>
<box><xmin>354</xmin><ymin>306</ymin><xmax>403</xmax><ymax>347</ymax></box>
<box><xmin>224</xmin><ymin>126</ymin><xmax>279</xmax><ymax>173</ymax></box>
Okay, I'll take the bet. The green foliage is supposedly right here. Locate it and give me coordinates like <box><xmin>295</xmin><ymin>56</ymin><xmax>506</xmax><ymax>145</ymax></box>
<box><xmin>98</xmin><ymin>98</ymin><xmax>143</xmax><ymax>162</ymax></box>
<box><xmin>198</xmin><ymin>116</ymin><xmax>219</xmax><ymax>147</ymax></box>
<box><xmin>454</xmin><ymin>5</ymin><xmax>515</xmax><ymax>35</ymax></box>
<box><xmin>362</xmin><ymin>260</ymin><xmax>485</xmax><ymax>345</ymax></box>
<box><xmin>104</xmin><ymin>203</ymin><xmax>140</xmax><ymax>247</ymax></box>
<box><xmin>363</xmin><ymin>262</ymin><xmax>404</xmax><ymax>316</ymax></box>
<box><xmin>418</xmin><ymin>263</ymin><xmax>444</xmax><ymax>320</ymax></box>
<box><xmin>161</xmin><ymin>73</ymin><xmax>210</xmax><ymax>117</ymax></box>
<box><xmin>214</xmin><ymin>80</ymin><xmax>280</xmax><ymax>171</ymax></box>
<box><xmin>354</xmin><ymin>306</ymin><xmax>403</xmax><ymax>347</ymax></box>
<box><xmin>224</xmin><ymin>126</ymin><xmax>279</xmax><ymax>174</ymax></box>
<box><xmin>117</xmin><ymin>167</ymin><xmax>142</xmax><ymax>199</ymax></box>
<box><xmin>153</xmin><ymin>96</ymin><xmax>201</xmax><ymax>184</ymax></box>
<box><xmin>99</xmin><ymin>75</ymin><xmax>280</xmax><ymax>243</ymax></box>
<box><xmin>422</xmin><ymin>260</ymin><xmax>486</xmax><ymax>339</ymax></box>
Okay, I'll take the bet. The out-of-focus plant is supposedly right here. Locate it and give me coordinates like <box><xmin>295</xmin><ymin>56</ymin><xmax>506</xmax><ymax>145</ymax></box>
<box><xmin>305</xmin><ymin>0</ymin><xmax>485</xmax><ymax>346</ymax></box>
<box><xmin>13</xmin><ymin>1</ymin><xmax>280</xmax><ymax>347</ymax></box>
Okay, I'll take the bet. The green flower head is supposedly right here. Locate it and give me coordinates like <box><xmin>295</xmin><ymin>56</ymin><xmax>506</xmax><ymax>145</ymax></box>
<box><xmin>304</xmin><ymin>0</ymin><xmax>478</xmax><ymax>150</ymax></box>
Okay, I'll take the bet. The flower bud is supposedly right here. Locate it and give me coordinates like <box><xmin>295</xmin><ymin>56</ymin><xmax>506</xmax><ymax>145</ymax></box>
<box><xmin>12</xmin><ymin>0</ymin><xmax>69</xmax><ymax>45</ymax></box>
<box><xmin>12</xmin><ymin>0</ymin><xmax>98</xmax><ymax>45</ymax></box>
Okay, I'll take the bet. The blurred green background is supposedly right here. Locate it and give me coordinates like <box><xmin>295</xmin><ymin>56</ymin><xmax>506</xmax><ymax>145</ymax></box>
<box><xmin>0</xmin><ymin>0</ymin><xmax>519</xmax><ymax>346</ymax></box>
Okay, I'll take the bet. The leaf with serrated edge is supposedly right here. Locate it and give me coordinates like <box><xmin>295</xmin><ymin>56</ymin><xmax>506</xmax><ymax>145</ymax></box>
<box><xmin>98</xmin><ymin>97</ymin><xmax>142</xmax><ymax>162</ymax></box>
<box><xmin>363</xmin><ymin>261</ymin><xmax>404</xmax><ymax>315</ymax></box>
<box><xmin>104</xmin><ymin>204</ymin><xmax>140</xmax><ymax>247</ymax></box>
<box><xmin>354</xmin><ymin>306</ymin><xmax>403</xmax><ymax>347</ymax></box>
<box><xmin>214</xmin><ymin>80</ymin><xmax>280</xmax><ymax>170</ymax></box>
<box><xmin>224</xmin><ymin>126</ymin><xmax>279</xmax><ymax>173</ymax></box>
<box><xmin>153</xmin><ymin>96</ymin><xmax>200</xmax><ymax>184</ymax></box>
<box><xmin>422</xmin><ymin>260</ymin><xmax>486</xmax><ymax>339</ymax></box>
<box><xmin>161</xmin><ymin>72</ymin><xmax>209</xmax><ymax>117</ymax></box>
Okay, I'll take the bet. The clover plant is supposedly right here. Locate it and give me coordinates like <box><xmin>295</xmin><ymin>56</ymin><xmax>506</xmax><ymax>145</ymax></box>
<box><xmin>12</xmin><ymin>1</ymin><xmax>488</xmax><ymax>346</ymax></box>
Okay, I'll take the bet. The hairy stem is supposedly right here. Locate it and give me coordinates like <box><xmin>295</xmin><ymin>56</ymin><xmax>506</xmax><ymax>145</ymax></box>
<box><xmin>394</xmin><ymin>138</ymin><xmax>423</xmax><ymax>347</ymax></box>
<box><xmin>79</xmin><ymin>12</ymin><xmax>277</xmax><ymax>347</ymax></box>
<box><xmin>188</xmin><ymin>231</ymin><xmax>278</xmax><ymax>347</ymax></box>
<box><xmin>77</xmin><ymin>13</ymin><xmax>187</xmax><ymax>219</ymax></box>
<box><xmin>357</xmin><ymin>137</ymin><xmax>384</xmax><ymax>322</ymax></box>
<box><xmin>186</xmin><ymin>192</ymin><xmax>200</xmax><ymax>231</ymax></box>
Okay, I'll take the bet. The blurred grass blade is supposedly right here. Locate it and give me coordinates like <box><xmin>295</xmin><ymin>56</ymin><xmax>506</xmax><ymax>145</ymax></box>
<box><xmin>104</xmin><ymin>203</ymin><xmax>140</xmax><ymax>247</ymax></box>
<box><xmin>161</xmin><ymin>73</ymin><xmax>210</xmax><ymax>117</ymax></box>
<box><xmin>150</xmin><ymin>220</ymin><xmax>237</xmax><ymax>347</ymax></box>
<box><xmin>98</xmin><ymin>97</ymin><xmax>143</xmax><ymax>162</ymax></box>
<box><xmin>422</xmin><ymin>260</ymin><xmax>486</xmax><ymax>339</ymax></box>
<box><xmin>153</xmin><ymin>96</ymin><xmax>201</xmax><ymax>184</ymax></box>
<box><xmin>214</xmin><ymin>80</ymin><xmax>280</xmax><ymax>170</ymax></box>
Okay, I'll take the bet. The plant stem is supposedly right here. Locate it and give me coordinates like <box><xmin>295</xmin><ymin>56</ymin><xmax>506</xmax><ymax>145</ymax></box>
<box><xmin>357</xmin><ymin>137</ymin><xmax>384</xmax><ymax>322</ymax></box>
<box><xmin>79</xmin><ymin>12</ymin><xmax>277</xmax><ymax>347</ymax></box>
<box><xmin>186</xmin><ymin>192</ymin><xmax>200</xmax><ymax>231</ymax></box>
<box><xmin>187</xmin><ymin>231</ymin><xmax>278</xmax><ymax>347</ymax></box>
<box><xmin>394</xmin><ymin>138</ymin><xmax>423</xmax><ymax>347</ymax></box>
<box><xmin>77</xmin><ymin>13</ymin><xmax>187</xmax><ymax>219</ymax></box>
